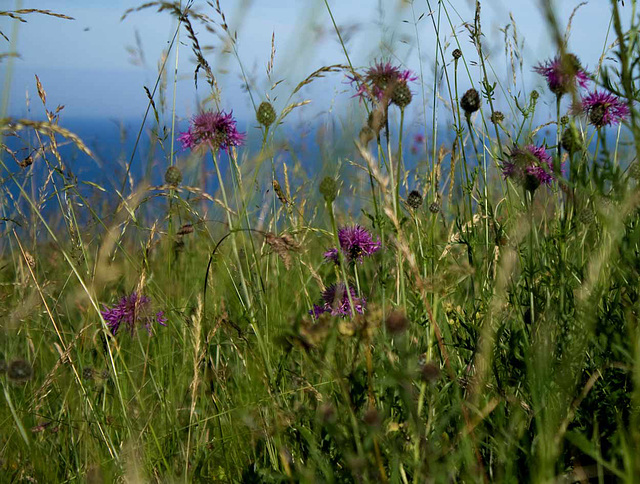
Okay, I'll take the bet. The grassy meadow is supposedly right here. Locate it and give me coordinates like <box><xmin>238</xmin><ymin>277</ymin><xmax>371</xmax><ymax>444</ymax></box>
<box><xmin>2</xmin><ymin>0</ymin><xmax>640</xmax><ymax>482</ymax></box>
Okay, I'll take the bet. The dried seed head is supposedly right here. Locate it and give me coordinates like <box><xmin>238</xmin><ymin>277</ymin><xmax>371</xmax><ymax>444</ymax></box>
<box><xmin>273</xmin><ymin>180</ymin><xmax>287</xmax><ymax>205</ymax></box>
<box><xmin>452</xmin><ymin>48</ymin><xmax>462</xmax><ymax>60</ymax></box>
<box><xmin>367</xmin><ymin>107</ymin><xmax>387</xmax><ymax>134</ymax></box>
<box><xmin>419</xmin><ymin>361</ymin><xmax>441</xmax><ymax>384</ymax></box>
<box><xmin>359</xmin><ymin>126</ymin><xmax>375</xmax><ymax>145</ymax></box>
<box><xmin>406</xmin><ymin>190</ymin><xmax>423</xmax><ymax>209</ymax></box>
<box><xmin>319</xmin><ymin>177</ymin><xmax>337</xmax><ymax>203</ymax></box>
<box><xmin>177</xmin><ymin>223</ymin><xmax>194</xmax><ymax>236</ymax></box>
<box><xmin>8</xmin><ymin>359</ymin><xmax>33</xmax><ymax>382</ymax></box>
<box><xmin>391</xmin><ymin>81</ymin><xmax>412</xmax><ymax>108</ymax></box>
<box><xmin>490</xmin><ymin>111</ymin><xmax>505</xmax><ymax>124</ymax></box>
<box><xmin>82</xmin><ymin>367</ymin><xmax>95</xmax><ymax>381</ymax></box>
<box><xmin>256</xmin><ymin>101</ymin><xmax>276</xmax><ymax>127</ymax></box>
<box><xmin>429</xmin><ymin>201</ymin><xmax>440</xmax><ymax>214</ymax></box>
<box><xmin>24</xmin><ymin>251</ymin><xmax>36</xmax><ymax>269</ymax></box>
<box><xmin>461</xmin><ymin>88</ymin><xmax>481</xmax><ymax>114</ymax></box>
<box><xmin>164</xmin><ymin>166</ymin><xmax>182</xmax><ymax>186</ymax></box>
<box><xmin>579</xmin><ymin>207</ymin><xmax>595</xmax><ymax>225</ymax></box>
<box><xmin>363</xmin><ymin>407</ymin><xmax>380</xmax><ymax>427</ymax></box>
<box><xmin>265</xmin><ymin>232</ymin><xmax>300</xmax><ymax>269</ymax></box>
<box><xmin>385</xmin><ymin>310</ymin><xmax>409</xmax><ymax>334</ymax></box>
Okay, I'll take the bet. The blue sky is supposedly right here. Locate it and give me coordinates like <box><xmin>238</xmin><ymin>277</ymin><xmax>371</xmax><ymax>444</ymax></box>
<box><xmin>0</xmin><ymin>0</ymin><xmax>620</xmax><ymax>123</ymax></box>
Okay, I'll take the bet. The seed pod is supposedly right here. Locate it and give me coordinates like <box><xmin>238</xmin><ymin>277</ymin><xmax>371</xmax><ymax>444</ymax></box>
<box><xmin>461</xmin><ymin>88</ymin><xmax>480</xmax><ymax>114</ymax></box>
<box><xmin>256</xmin><ymin>101</ymin><xmax>276</xmax><ymax>127</ymax></box>
<box><xmin>319</xmin><ymin>177</ymin><xmax>337</xmax><ymax>203</ymax></box>
<box><xmin>406</xmin><ymin>190</ymin><xmax>423</xmax><ymax>209</ymax></box>
<box><xmin>579</xmin><ymin>207</ymin><xmax>595</xmax><ymax>225</ymax></box>
<box><xmin>490</xmin><ymin>111</ymin><xmax>504</xmax><ymax>124</ymax></box>
<box><xmin>391</xmin><ymin>81</ymin><xmax>412</xmax><ymax>108</ymax></box>
<box><xmin>452</xmin><ymin>49</ymin><xmax>462</xmax><ymax>60</ymax></box>
<box><xmin>429</xmin><ymin>201</ymin><xmax>440</xmax><ymax>214</ymax></box>
<box><xmin>165</xmin><ymin>166</ymin><xmax>182</xmax><ymax>186</ymax></box>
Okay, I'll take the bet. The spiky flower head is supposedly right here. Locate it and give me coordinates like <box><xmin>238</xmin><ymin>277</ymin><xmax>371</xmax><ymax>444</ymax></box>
<box><xmin>574</xmin><ymin>90</ymin><xmax>630</xmax><ymax>128</ymax></box>
<box><xmin>350</xmin><ymin>60</ymin><xmax>417</xmax><ymax>103</ymax></box>
<box><xmin>502</xmin><ymin>144</ymin><xmax>555</xmax><ymax>191</ymax></box>
<box><xmin>319</xmin><ymin>177</ymin><xmax>338</xmax><ymax>203</ymax></box>
<box><xmin>256</xmin><ymin>101</ymin><xmax>276</xmax><ymax>127</ymax></box>
<box><xmin>324</xmin><ymin>225</ymin><xmax>382</xmax><ymax>264</ymax></box>
<box><xmin>461</xmin><ymin>88</ymin><xmax>481</xmax><ymax>115</ymax></box>
<box><xmin>101</xmin><ymin>292</ymin><xmax>167</xmax><ymax>336</ymax></box>
<box><xmin>178</xmin><ymin>110</ymin><xmax>245</xmax><ymax>153</ymax></box>
<box><xmin>310</xmin><ymin>283</ymin><xmax>366</xmax><ymax>318</ymax></box>
<box><xmin>534</xmin><ymin>54</ymin><xmax>589</xmax><ymax>96</ymax></box>
<box><xmin>406</xmin><ymin>190</ymin><xmax>423</xmax><ymax>209</ymax></box>
<box><xmin>165</xmin><ymin>166</ymin><xmax>182</xmax><ymax>186</ymax></box>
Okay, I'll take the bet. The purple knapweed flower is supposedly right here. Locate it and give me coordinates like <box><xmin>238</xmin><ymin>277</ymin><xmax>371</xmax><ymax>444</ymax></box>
<box><xmin>101</xmin><ymin>292</ymin><xmax>167</xmax><ymax>336</ymax></box>
<box><xmin>574</xmin><ymin>90</ymin><xmax>630</xmax><ymax>128</ymax></box>
<box><xmin>349</xmin><ymin>60</ymin><xmax>417</xmax><ymax>102</ymax></box>
<box><xmin>178</xmin><ymin>110</ymin><xmax>246</xmax><ymax>152</ymax></box>
<box><xmin>502</xmin><ymin>144</ymin><xmax>556</xmax><ymax>190</ymax></box>
<box><xmin>324</xmin><ymin>225</ymin><xmax>382</xmax><ymax>264</ymax></box>
<box><xmin>309</xmin><ymin>283</ymin><xmax>366</xmax><ymax>318</ymax></box>
<box><xmin>534</xmin><ymin>54</ymin><xmax>589</xmax><ymax>96</ymax></box>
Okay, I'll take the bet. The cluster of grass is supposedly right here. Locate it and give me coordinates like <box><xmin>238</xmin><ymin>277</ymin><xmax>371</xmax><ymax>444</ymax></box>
<box><xmin>2</xmin><ymin>0</ymin><xmax>640</xmax><ymax>482</ymax></box>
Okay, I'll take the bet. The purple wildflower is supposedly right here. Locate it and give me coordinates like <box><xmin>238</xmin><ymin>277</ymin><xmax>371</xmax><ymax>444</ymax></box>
<box><xmin>502</xmin><ymin>144</ymin><xmax>556</xmax><ymax>189</ymax></box>
<box><xmin>178</xmin><ymin>110</ymin><xmax>246</xmax><ymax>152</ymax></box>
<box><xmin>574</xmin><ymin>90</ymin><xmax>630</xmax><ymax>128</ymax></box>
<box><xmin>101</xmin><ymin>293</ymin><xmax>167</xmax><ymax>336</ymax></box>
<box><xmin>324</xmin><ymin>225</ymin><xmax>382</xmax><ymax>264</ymax></box>
<box><xmin>309</xmin><ymin>283</ymin><xmax>366</xmax><ymax>318</ymax></box>
<box><xmin>534</xmin><ymin>54</ymin><xmax>589</xmax><ymax>96</ymax></box>
<box><xmin>349</xmin><ymin>61</ymin><xmax>417</xmax><ymax>102</ymax></box>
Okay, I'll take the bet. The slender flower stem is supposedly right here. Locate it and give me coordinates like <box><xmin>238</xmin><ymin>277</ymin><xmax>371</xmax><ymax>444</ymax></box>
<box><xmin>211</xmin><ymin>151</ymin><xmax>252</xmax><ymax>313</ymax></box>
<box><xmin>326</xmin><ymin>200</ymin><xmax>357</xmax><ymax>318</ymax></box>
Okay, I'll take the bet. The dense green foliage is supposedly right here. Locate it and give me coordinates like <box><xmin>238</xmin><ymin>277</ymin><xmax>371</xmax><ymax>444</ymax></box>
<box><xmin>2</xmin><ymin>1</ymin><xmax>640</xmax><ymax>482</ymax></box>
